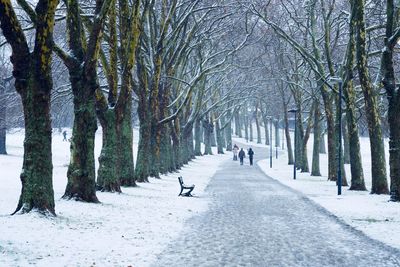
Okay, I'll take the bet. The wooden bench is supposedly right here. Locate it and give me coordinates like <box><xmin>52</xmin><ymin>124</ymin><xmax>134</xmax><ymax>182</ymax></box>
<box><xmin>178</xmin><ymin>176</ymin><xmax>195</xmax><ymax>197</ymax></box>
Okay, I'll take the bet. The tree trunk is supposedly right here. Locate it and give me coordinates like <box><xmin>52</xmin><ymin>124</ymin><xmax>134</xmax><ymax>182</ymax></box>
<box><xmin>249</xmin><ymin>116</ymin><xmax>254</xmax><ymax>142</ymax></box>
<box><xmin>171</xmin><ymin>119</ymin><xmax>182</xmax><ymax>169</ymax></box>
<box><xmin>323</xmin><ymin>94</ymin><xmax>338</xmax><ymax>181</ymax></box>
<box><xmin>319</xmin><ymin>131</ymin><xmax>326</xmax><ymax>154</ymax></box>
<box><xmin>210</xmin><ymin>126</ymin><xmax>217</xmax><ymax>147</ymax></box>
<box><xmin>203</xmin><ymin>119</ymin><xmax>213</xmax><ymax>155</ymax></box>
<box><xmin>96</xmin><ymin>109</ymin><xmax>121</xmax><ymax>192</ymax></box>
<box><xmin>194</xmin><ymin>118</ymin><xmax>202</xmax><ymax>156</ymax></box>
<box><xmin>342</xmin><ymin>113</ymin><xmax>351</xmax><ymax>164</ymax></box>
<box><xmin>135</xmin><ymin>98</ymin><xmax>150</xmax><ymax>183</ymax></box>
<box><xmin>311</xmin><ymin>102</ymin><xmax>321</xmax><ymax>176</ymax></box>
<box><xmin>64</xmin><ymin>74</ymin><xmax>99</xmax><ymax>202</ymax></box>
<box><xmin>382</xmin><ymin>0</ymin><xmax>400</xmax><ymax>201</ymax></box>
<box><xmin>388</xmin><ymin>94</ymin><xmax>400</xmax><ymax>200</ymax></box>
<box><xmin>117</xmin><ymin>99</ymin><xmax>136</xmax><ymax>186</ymax></box>
<box><xmin>0</xmin><ymin>89</ymin><xmax>6</xmax><ymax>154</ymax></box>
<box><xmin>225</xmin><ymin>116</ymin><xmax>233</xmax><ymax>151</ymax></box>
<box><xmin>336</xmin><ymin>93</ymin><xmax>348</xmax><ymax>186</ymax></box>
<box><xmin>216</xmin><ymin>119</ymin><xmax>224</xmax><ymax>154</ymax></box>
<box><xmin>0</xmin><ymin>0</ymin><xmax>58</xmax><ymax>214</ymax></box>
<box><xmin>346</xmin><ymin>97</ymin><xmax>366</xmax><ymax>190</ymax></box>
<box><xmin>255</xmin><ymin>110</ymin><xmax>262</xmax><ymax>144</ymax></box>
<box><xmin>262</xmin><ymin>115</ymin><xmax>270</xmax><ymax>146</ymax></box>
<box><xmin>235</xmin><ymin>111</ymin><xmax>241</xmax><ymax>137</ymax></box>
<box><xmin>284</xmin><ymin>110</ymin><xmax>294</xmax><ymax>165</ymax></box>
<box><xmin>15</xmin><ymin>65</ymin><xmax>55</xmax><ymax>214</ymax></box>
<box><xmin>274</xmin><ymin>119</ymin><xmax>280</xmax><ymax>148</ymax></box>
<box><xmin>354</xmin><ymin>0</ymin><xmax>388</xmax><ymax>194</ymax></box>
<box><xmin>244</xmin><ymin>112</ymin><xmax>249</xmax><ymax>142</ymax></box>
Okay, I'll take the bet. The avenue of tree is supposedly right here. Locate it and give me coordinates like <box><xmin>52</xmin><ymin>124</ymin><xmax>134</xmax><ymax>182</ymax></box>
<box><xmin>0</xmin><ymin>0</ymin><xmax>400</xmax><ymax>215</ymax></box>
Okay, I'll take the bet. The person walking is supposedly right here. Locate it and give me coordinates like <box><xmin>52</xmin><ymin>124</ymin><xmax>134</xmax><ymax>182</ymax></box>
<box><xmin>248</xmin><ymin>148</ymin><xmax>254</xmax><ymax>166</ymax></box>
<box><xmin>62</xmin><ymin>130</ymin><xmax>67</xmax><ymax>141</ymax></box>
<box><xmin>233</xmin><ymin>144</ymin><xmax>239</xmax><ymax>161</ymax></box>
<box><xmin>238</xmin><ymin>148</ymin><xmax>246</xmax><ymax>165</ymax></box>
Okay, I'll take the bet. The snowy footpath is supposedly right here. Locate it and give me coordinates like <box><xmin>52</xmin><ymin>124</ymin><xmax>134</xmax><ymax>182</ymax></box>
<box><xmin>153</xmin><ymin>144</ymin><xmax>400</xmax><ymax>267</ymax></box>
<box><xmin>233</xmin><ymin>132</ymin><xmax>400</xmax><ymax>251</ymax></box>
<box><xmin>0</xmin><ymin>130</ymin><xmax>230</xmax><ymax>266</ymax></box>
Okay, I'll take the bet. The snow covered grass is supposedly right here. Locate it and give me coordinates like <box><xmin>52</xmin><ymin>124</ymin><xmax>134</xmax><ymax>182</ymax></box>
<box><xmin>0</xmin><ymin>129</ymin><xmax>230</xmax><ymax>266</ymax></box>
<box><xmin>235</xmin><ymin>132</ymin><xmax>400</xmax><ymax>250</ymax></box>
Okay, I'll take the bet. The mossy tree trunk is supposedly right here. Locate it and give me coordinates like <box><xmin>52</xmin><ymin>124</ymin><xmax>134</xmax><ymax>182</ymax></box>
<box><xmin>0</xmin><ymin>86</ymin><xmax>6</xmax><ymax>155</ymax></box>
<box><xmin>381</xmin><ymin>0</ymin><xmax>400</xmax><ymax>201</ymax></box>
<box><xmin>0</xmin><ymin>0</ymin><xmax>59</xmax><ymax>214</ymax></box>
<box><xmin>96</xmin><ymin>108</ymin><xmax>120</xmax><ymax>192</ymax></box>
<box><xmin>65</xmin><ymin>73</ymin><xmax>99</xmax><ymax>201</ymax></box>
<box><xmin>342</xmin><ymin>11</ymin><xmax>366</xmax><ymax>190</ymax></box>
<box><xmin>354</xmin><ymin>0</ymin><xmax>388</xmax><ymax>194</ymax></box>
<box><xmin>117</xmin><ymin>96</ymin><xmax>136</xmax><ymax>186</ymax></box>
<box><xmin>342</xmin><ymin>114</ymin><xmax>351</xmax><ymax>164</ymax></box>
<box><xmin>54</xmin><ymin>0</ymin><xmax>113</xmax><ymax>201</ymax></box>
<box><xmin>135</xmin><ymin>99</ymin><xmax>151</xmax><ymax>182</ymax></box>
<box><xmin>346</xmin><ymin>80</ymin><xmax>366</xmax><ymax>190</ymax></box>
<box><xmin>115</xmin><ymin>0</ymin><xmax>140</xmax><ymax>187</ymax></box>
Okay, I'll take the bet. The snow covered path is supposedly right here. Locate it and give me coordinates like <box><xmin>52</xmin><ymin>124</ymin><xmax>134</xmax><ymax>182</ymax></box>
<box><xmin>153</xmin><ymin>146</ymin><xmax>400</xmax><ymax>267</ymax></box>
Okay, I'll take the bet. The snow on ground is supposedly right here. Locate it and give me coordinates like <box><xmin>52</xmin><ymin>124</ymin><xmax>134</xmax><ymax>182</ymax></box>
<box><xmin>233</xmin><ymin>130</ymin><xmax>400</xmax><ymax>250</ymax></box>
<box><xmin>0</xmin><ymin>129</ymin><xmax>230</xmax><ymax>266</ymax></box>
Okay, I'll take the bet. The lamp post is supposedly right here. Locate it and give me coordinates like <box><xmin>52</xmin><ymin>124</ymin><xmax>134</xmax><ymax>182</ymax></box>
<box><xmin>275</xmin><ymin>119</ymin><xmax>279</xmax><ymax>159</ymax></box>
<box><xmin>288</xmin><ymin>109</ymin><xmax>298</xmax><ymax>180</ymax></box>
<box><xmin>269</xmin><ymin>116</ymin><xmax>273</xmax><ymax>168</ymax></box>
<box><xmin>329</xmin><ymin>77</ymin><xmax>343</xmax><ymax>195</ymax></box>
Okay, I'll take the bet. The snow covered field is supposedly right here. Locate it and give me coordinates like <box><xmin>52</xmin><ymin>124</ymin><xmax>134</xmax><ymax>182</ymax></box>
<box><xmin>234</xmin><ymin>132</ymin><xmax>400</xmax><ymax>250</ymax></box>
<box><xmin>0</xmin><ymin>129</ymin><xmax>230</xmax><ymax>266</ymax></box>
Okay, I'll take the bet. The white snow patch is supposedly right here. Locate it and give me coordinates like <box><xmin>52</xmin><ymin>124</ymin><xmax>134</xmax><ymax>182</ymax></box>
<box><xmin>253</xmin><ymin>131</ymin><xmax>400</xmax><ymax>250</ymax></box>
<box><xmin>0</xmin><ymin>128</ymin><xmax>230</xmax><ymax>266</ymax></box>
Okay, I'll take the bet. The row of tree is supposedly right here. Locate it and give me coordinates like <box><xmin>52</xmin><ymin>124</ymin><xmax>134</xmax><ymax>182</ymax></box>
<box><xmin>1</xmin><ymin>0</ymin><xmax>400</xmax><ymax>216</ymax></box>
<box><xmin>0</xmin><ymin>0</ymin><xmax>258</xmax><ymax>215</ymax></box>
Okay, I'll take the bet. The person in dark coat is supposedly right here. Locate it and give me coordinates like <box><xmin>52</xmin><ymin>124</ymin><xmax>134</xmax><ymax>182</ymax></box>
<box><xmin>62</xmin><ymin>130</ymin><xmax>67</xmax><ymax>141</ymax></box>
<box><xmin>248</xmin><ymin>148</ymin><xmax>254</xmax><ymax>166</ymax></box>
<box><xmin>238</xmin><ymin>148</ymin><xmax>246</xmax><ymax>165</ymax></box>
<box><xmin>233</xmin><ymin>144</ymin><xmax>239</xmax><ymax>161</ymax></box>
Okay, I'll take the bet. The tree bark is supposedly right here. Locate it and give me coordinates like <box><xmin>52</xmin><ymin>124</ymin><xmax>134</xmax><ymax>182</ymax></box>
<box><xmin>64</xmin><ymin>73</ymin><xmax>99</xmax><ymax>202</ymax></box>
<box><xmin>382</xmin><ymin>0</ymin><xmax>400</xmax><ymax>200</ymax></box>
<box><xmin>311</xmin><ymin>101</ymin><xmax>321</xmax><ymax>176</ymax></box>
<box><xmin>319</xmin><ymin>131</ymin><xmax>326</xmax><ymax>154</ymax></box>
<box><xmin>216</xmin><ymin>119</ymin><xmax>224</xmax><ymax>154</ymax></box>
<box><xmin>354</xmin><ymin>0</ymin><xmax>388</xmax><ymax>194</ymax></box>
<box><xmin>96</xmin><ymin>109</ymin><xmax>121</xmax><ymax>192</ymax></box>
<box><xmin>203</xmin><ymin>118</ymin><xmax>213</xmax><ymax>155</ymax></box>
<box><xmin>0</xmin><ymin>87</ymin><xmax>6</xmax><ymax>155</ymax></box>
<box><xmin>225</xmin><ymin>114</ymin><xmax>233</xmax><ymax>151</ymax></box>
<box><xmin>194</xmin><ymin>118</ymin><xmax>202</xmax><ymax>156</ymax></box>
<box><xmin>0</xmin><ymin>0</ymin><xmax>59</xmax><ymax>214</ymax></box>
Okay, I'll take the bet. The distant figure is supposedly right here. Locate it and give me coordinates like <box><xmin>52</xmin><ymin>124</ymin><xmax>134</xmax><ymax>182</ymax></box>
<box><xmin>233</xmin><ymin>144</ymin><xmax>239</xmax><ymax>161</ymax></box>
<box><xmin>62</xmin><ymin>130</ymin><xmax>67</xmax><ymax>141</ymax></box>
<box><xmin>248</xmin><ymin>148</ymin><xmax>254</xmax><ymax>166</ymax></box>
<box><xmin>238</xmin><ymin>148</ymin><xmax>246</xmax><ymax>165</ymax></box>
